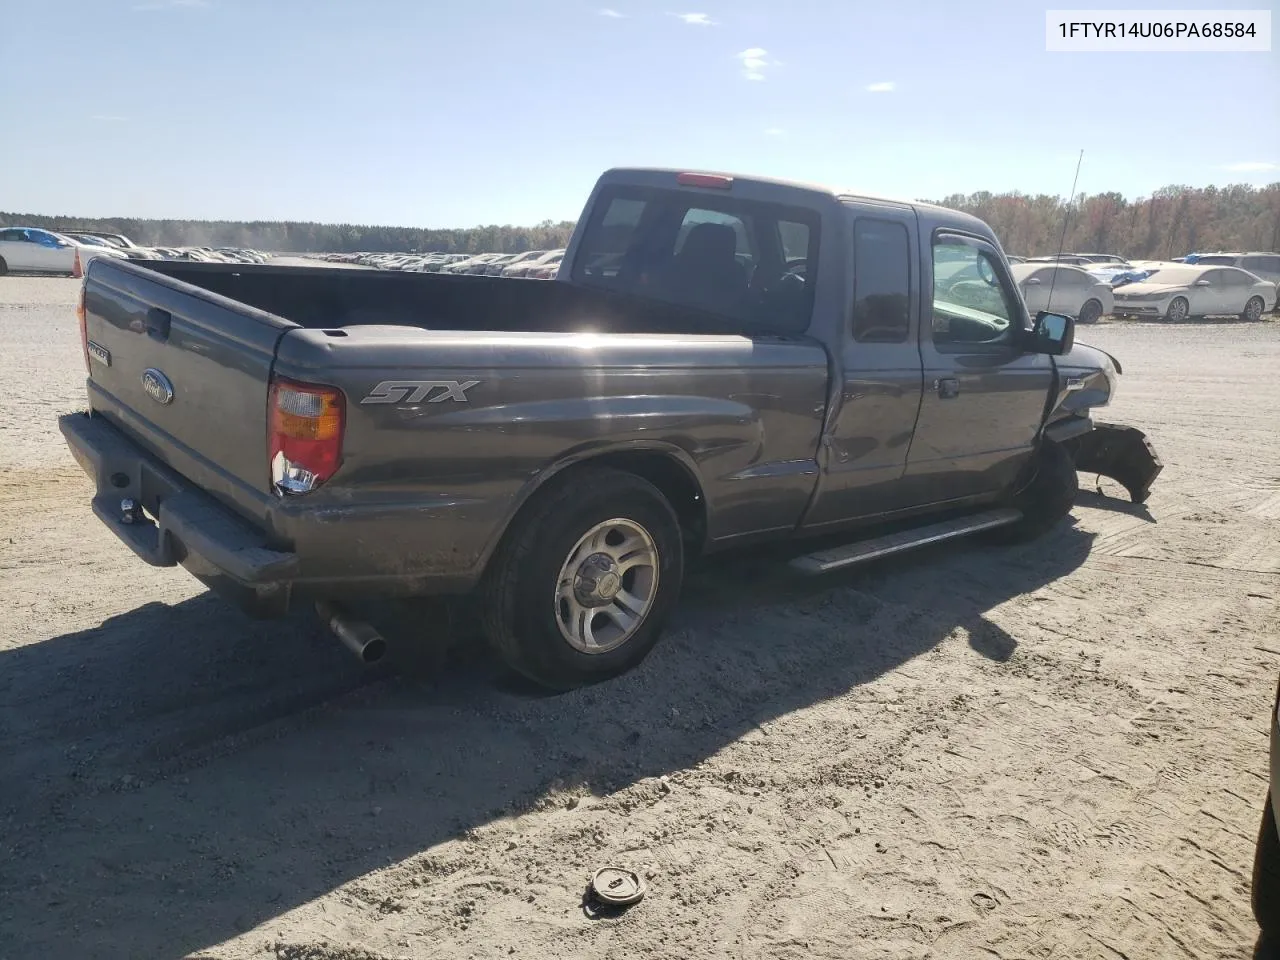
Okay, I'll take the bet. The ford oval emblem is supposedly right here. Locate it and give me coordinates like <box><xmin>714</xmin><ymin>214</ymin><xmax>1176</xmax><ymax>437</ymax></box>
<box><xmin>141</xmin><ymin>368</ymin><xmax>175</xmax><ymax>405</ymax></box>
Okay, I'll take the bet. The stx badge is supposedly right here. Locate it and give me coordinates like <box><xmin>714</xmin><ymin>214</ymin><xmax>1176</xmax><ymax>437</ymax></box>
<box><xmin>360</xmin><ymin>380</ymin><xmax>481</xmax><ymax>404</ymax></box>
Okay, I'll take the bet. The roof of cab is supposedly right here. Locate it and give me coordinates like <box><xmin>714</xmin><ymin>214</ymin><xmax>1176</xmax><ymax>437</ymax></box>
<box><xmin>596</xmin><ymin>166</ymin><xmax>994</xmax><ymax>236</ymax></box>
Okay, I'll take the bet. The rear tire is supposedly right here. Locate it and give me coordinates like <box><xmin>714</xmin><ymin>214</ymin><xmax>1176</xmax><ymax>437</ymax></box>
<box><xmin>986</xmin><ymin>439</ymin><xmax>1078</xmax><ymax>544</ymax></box>
<box><xmin>0</xmin><ymin>256</ymin><xmax>8</xmax><ymax>277</ymax></box>
<box><xmin>1165</xmin><ymin>296</ymin><xmax>1190</xmax><ymax>322</ymax></box>
<box><xmin>1256</xmin><ymin>794</ymin><xmax>1280</xmax><ymax>940</ymax></box>
<box><xmin>480</xmin><ymin>466</ymin><xmax>684</xmax><ymax>692</ymax></box>
<box><xmin>1243</xmin><ymin>297</ymin><xmax>1266</xmax><ymax>323</ymax></box>
<box><xmin>1078</xmin><ymin>298</ymin><xmax>1103</xmax><ymax>324</ymax></box>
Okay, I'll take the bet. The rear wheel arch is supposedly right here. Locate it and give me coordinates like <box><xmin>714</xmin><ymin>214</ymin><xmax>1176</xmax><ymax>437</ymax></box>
<box><xmin>477</xmin><ymin>445</ymin><xmax>708</xmax><ymax>576</ymax></box>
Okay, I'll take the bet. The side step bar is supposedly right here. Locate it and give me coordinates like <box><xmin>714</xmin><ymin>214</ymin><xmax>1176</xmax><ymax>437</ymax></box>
<box><xmin>788</xmin><ymin>507</ymin><xmax>1023</xmax><ymax>575</ymax></box>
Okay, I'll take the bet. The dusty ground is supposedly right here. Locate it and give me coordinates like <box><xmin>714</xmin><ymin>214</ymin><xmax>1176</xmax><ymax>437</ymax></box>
<box><xmin>1</xmin><ymin>276</ymin><xmax>1277</xmax><ymax>960</ymax></box>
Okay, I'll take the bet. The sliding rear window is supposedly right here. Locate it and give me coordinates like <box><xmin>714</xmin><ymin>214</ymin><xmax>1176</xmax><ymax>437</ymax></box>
<box><xmin>570</xmin><ymin>185</ymin><xmax>822</xmax><ymax>335</ymax></box>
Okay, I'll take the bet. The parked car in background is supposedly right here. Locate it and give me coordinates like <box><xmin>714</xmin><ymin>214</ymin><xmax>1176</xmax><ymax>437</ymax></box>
<box><xmin>490</xmin><ymin>250</ymin><xmax>548</xmax><ymax>276</ymax></box>
<box><xmin>478</xmin><ymin>253</ymin><xmax>521</xmax><ymax>276</ymax></box>
<box><xmin>1011</xmin><ymin>262</ymin><xmax>1113</xmax><ymax>324</ymax></box>
<box><xmin>0</xmin><ymin>227</ymin><xmax>127</xmax><ymax>275</ymax></box>
<box><xmin>1067</xmin><ymin>253</ymin><xmax>1129</xmax><ymax>264</ymax></box>
<box><xmin>1026</xmin><ymin>254</ymin><xmax>1093</xmax><ymax>266</ymax></box>
<box><xmin>438</xmin><ymin>254</ymin><xmax>487</xmax><ymax>274</ymax></box>
<box><xmin>1190</xmin><ymin>252</ymin><xmax>1280</xmax><ymax>301</ymax></box>
<box><xmin>501</xmin><ymin>249</ymin><xmax>562</xmax><ymax>277</ymax></box>
<box><xmin>60</xmin><ymin>232</ymin><xmax>163</xmax><ymax>260</ymax></box>
<box><xmin>1111</xmin><ymin>264</ymin><xmax>1276</xmax><ymax>321</ymax></box>
<box><xmin>1006</xmin><ymin>255</ymin><xmax>1027</xmax><ymax>264</ymax></box>
<box><xmin>524</xmin><ymin>250</ymin><xmax>565</xmax><ymax>279</ymax></box>
<box><xmin>451</xmin><ymin>253</ymin><xmax>507</xmax><ymax>275</ymax></box>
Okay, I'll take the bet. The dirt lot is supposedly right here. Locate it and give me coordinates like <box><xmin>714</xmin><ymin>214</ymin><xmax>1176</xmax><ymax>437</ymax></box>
<box><xmin>1</xmin><ymin>276</ymin><xmax>1277</xmax><ymax>960</ymax></box>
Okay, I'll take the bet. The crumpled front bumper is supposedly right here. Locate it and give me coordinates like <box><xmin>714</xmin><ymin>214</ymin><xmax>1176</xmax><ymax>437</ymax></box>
<box><xmin>1060</xmin><ymin>421</ymin><xmax>1164</xmax><ymax>504</ymax></box>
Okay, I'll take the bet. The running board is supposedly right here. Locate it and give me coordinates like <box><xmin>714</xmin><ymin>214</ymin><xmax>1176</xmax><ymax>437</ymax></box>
<box><xmin>788</xmin><ymin>508</ymin><xmax>1023</xmax><ymax>575</ymax></box>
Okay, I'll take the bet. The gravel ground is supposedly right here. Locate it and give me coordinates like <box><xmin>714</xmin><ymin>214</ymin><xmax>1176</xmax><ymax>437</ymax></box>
<box><xmin>1</xmin><ymin>276</ymin><xmax>1277</xmax><ymax>960</ymax></box>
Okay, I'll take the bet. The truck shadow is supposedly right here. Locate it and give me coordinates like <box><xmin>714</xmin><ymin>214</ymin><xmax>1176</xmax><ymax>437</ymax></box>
<box><xmin>0</xmin><ymin>521</ymin><xmax>1096</xmax><ymax>959</ymax></box>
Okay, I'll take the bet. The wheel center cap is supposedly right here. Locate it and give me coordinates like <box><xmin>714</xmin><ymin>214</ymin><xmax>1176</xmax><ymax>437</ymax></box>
<box><xmin>575</xmin><ymin>554</ymin><xmax>621</xmax><ymax>606</ymax></box>
<box><xmin>596</xmin><ymin>571</ymin><xmax>621</xmax><ymax>599</ymax></box>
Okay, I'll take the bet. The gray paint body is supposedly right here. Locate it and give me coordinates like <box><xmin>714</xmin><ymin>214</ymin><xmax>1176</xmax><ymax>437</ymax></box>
<box><xmin>61</xmin><ymin>167</ymin><xmax>1120</xmax><ymax>617</ymax></box>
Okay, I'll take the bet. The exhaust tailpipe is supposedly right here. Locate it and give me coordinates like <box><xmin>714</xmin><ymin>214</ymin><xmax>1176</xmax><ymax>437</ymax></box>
<box><xmin>316</xmin><ymin>601</ymin><xmax>388</xmax><ymax>664</ymax></box>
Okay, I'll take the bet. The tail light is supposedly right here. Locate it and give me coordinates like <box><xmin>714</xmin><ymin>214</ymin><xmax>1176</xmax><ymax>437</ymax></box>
<box><xmin>77</xmin><ymin>283</ymin><xmax>90</xmax><ymax>372</ymax></box>
<box><xmin>268</xmin><ymin>377</ymin><xmax>346</xmax><ymax>495</ymax></box>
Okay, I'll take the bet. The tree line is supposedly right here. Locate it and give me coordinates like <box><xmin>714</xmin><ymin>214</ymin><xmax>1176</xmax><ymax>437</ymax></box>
<box><xmin>930</xmin><ymin>182</ymin><xmax>1280</xmax><ymax>258</ymax></box>
<box><xmin>4</xmin><ymin>181</ymin><xmax>1278</xmax><ymax>257</ymax></box>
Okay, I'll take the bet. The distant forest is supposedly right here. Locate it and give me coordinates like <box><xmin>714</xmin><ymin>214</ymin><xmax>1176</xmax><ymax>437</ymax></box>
<box><xmin>935</xmin><ymin>182</ymin><xmax>1280</xmax><ymax>258</ymax></box>
<box><xmin>5</xmin><ymin>182</ymin><xmax>1278</xmax><ymax>256</ymax></box>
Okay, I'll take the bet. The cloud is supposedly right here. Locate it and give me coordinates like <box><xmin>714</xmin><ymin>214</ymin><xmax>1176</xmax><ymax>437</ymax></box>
<box><xmin>133</xmin><ymin>0</ymin><xmax>206</xmax><ymax>9</ymax></box>
<box><xmin>671</xmin><ymin>12</ymin><xmax>716</xmax><ymax>25</ymax></box>
<box><xmin>764</xmin><ymin>127</ymin><xmax>785</xmax><ymax>137</ymax></box>
<box><xmin>865</xmin><ymin>81</ymin><xmax>895</xmax><ymax>93</ymax></box>
<box><xmin>92</xmin><ymin>114</ymin><xmax>129</xmax><ymax>122</ymax></box>
<box><xmin>736</xmin><ymin>46</ymin><xmax>778</xmax><ymax>81</ymax></box>
<box><xmin>1222</xmin><ymin>161</ymin><xmax>1278</xmax><ymax>172</ymax></box>
<box><xmin>598</xmin><ymin>7</ymin><xmax>626</xmax><ymax>17</ymax></box>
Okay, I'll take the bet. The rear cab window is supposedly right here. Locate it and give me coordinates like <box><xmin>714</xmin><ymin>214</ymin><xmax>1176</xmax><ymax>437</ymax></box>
<box><xmin>851</xmin><ymin>218</ymin><xmax>910</xmax><ymax>343</ymax></box>
<box><xmin>571</xmin><ymin>185</ymin><xmax>821</xmax><ymax>335</ymax></box>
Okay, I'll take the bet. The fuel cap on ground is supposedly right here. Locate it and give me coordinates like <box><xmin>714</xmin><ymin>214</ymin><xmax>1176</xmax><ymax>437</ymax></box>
<box><xmin>583</xmin><ymin>866</ymin><xmax>647</xmax><ymax>917</ymax></box>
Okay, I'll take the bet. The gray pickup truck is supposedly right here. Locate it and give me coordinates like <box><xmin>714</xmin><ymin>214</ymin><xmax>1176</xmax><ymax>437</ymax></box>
<box><xmin>60</xmin><ymin>167</ymin><xmax>1162</xmax><ymax>690</ymax></box>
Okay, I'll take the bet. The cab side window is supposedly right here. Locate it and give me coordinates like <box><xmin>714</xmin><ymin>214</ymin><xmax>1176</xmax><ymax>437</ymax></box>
<box><xmin>851</xmin><ymin>218</ymin><xmax>910</xmax><ymax>343</ymax></box>
<box><xmin>931</xmin><ymin>236</ymin><xmax>1019</xmax><ymax>346</ymax></box>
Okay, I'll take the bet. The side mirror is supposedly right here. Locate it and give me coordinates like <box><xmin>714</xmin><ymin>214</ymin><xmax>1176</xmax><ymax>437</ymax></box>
<box><xmin>1194</xmin><ymin>279</ymin><xmax>1211</xmax><ymax>286</ymax></box>
<box><xmin>1026</xmin><ymin>311</ymin><xmax>1075</xmax><ymax>356</ymax></box>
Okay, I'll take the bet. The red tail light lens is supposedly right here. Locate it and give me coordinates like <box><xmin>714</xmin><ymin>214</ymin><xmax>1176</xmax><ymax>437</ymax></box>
<box><xmin>268</xmin><ymin>377</ymin><xmax>346</xmax><ymax>495</ymax></box>
<box><xmin>77</xmin><ymin>284</ymin><xmax>89</xmax><ymax>372</ymax></box>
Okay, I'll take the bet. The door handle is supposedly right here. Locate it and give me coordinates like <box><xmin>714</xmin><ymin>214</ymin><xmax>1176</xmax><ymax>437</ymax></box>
<box><xmin>144</xmin><ymin>307</ymin><xmax>171</xmax><ymax>342</ymax></box>
<box><xmin>935</xmin><ymin>377</ymin><xmax>960</xmax><ymax>399</ymax></box>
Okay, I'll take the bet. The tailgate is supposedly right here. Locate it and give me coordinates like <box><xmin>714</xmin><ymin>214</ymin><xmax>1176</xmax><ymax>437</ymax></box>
<box><xmin>80</xmin><ymin>258</ymin><xmax>295</xmax><ymax>523</ymax></box>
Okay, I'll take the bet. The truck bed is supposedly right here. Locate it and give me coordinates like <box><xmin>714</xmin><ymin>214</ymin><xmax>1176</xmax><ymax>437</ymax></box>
<box><xmin>125</xmin><ymin>259</ymin><xmax>765</xmax><ymax>337</ymax></box>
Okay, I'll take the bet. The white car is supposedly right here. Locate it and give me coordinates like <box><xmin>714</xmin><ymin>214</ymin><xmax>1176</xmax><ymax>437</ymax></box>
<box><xmin>445</xmin><ymin>253</ymin><xmax>503</xmax><ymax>275</ymax></box>
<box><xmin>1112</xmin><ymin>264</ymin><xmax>1277</xmax><ymax>322</ymax></box>
<box><xmin>1011</xmin><ymin>262</ymin><xmax>1114</xmax><ymax>324</ymax></box>
<box><xmin>1190</xmin><ymin>252</ymin><xmax>1280</xmax><ymax>303</ymax></box>
<box><xmin>0</xmin><ymin>227</ymin><xmax>127</xmax><ymax>276</ymax></box>
<box><xmin>522</xmin><ymin>250</ymin><xmax>566</xmax><ymax>279</ymax></box>
<box><xmin>503</xmin><ymin>249</ymin><xmax>565</xmax><ymax>278</ymax></box>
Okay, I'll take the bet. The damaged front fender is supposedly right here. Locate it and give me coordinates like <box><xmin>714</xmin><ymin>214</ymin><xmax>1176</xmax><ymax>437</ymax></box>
<box><xmin>1060</xmin><ymin>422</ymin><xmax>1164</xmax><ymax>504</ymax></box>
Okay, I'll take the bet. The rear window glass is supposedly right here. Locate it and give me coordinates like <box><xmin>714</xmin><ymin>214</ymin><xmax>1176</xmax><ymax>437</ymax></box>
<box><xmin>571</xmin><ymin>184</ymin><xmax>821</xmax><ymax>335</ymax></box>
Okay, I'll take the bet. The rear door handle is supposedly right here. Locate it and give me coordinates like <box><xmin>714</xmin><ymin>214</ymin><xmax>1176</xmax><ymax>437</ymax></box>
<box><xmin>145</xmin><ymin>307</ymin><xmax>171</xmax><ymax>342</ymax></box>
<box><xmin>934</xmin><ymin>377</ymin><xmax>960</xmax><ymax>399</ymax></box>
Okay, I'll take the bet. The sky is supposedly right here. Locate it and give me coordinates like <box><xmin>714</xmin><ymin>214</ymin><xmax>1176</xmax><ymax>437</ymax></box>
<box><xmin>2</xmin><ymin>0</ymin><xmax>1278</xmax><ymax>227</ymax></box>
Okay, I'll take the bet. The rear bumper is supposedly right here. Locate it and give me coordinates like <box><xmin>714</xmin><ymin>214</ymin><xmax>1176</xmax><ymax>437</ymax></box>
<box><xmin>60</xmin><ymin>412</ymin><xmax>298</xmax><ymax>618</ymax></box>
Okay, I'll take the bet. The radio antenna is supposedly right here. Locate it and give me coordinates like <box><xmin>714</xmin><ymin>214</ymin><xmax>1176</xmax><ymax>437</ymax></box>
<box><xmin>1046</xmin><ymin>149</ymin><xmax>1084</xmax><ymax>312</ymax></box>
